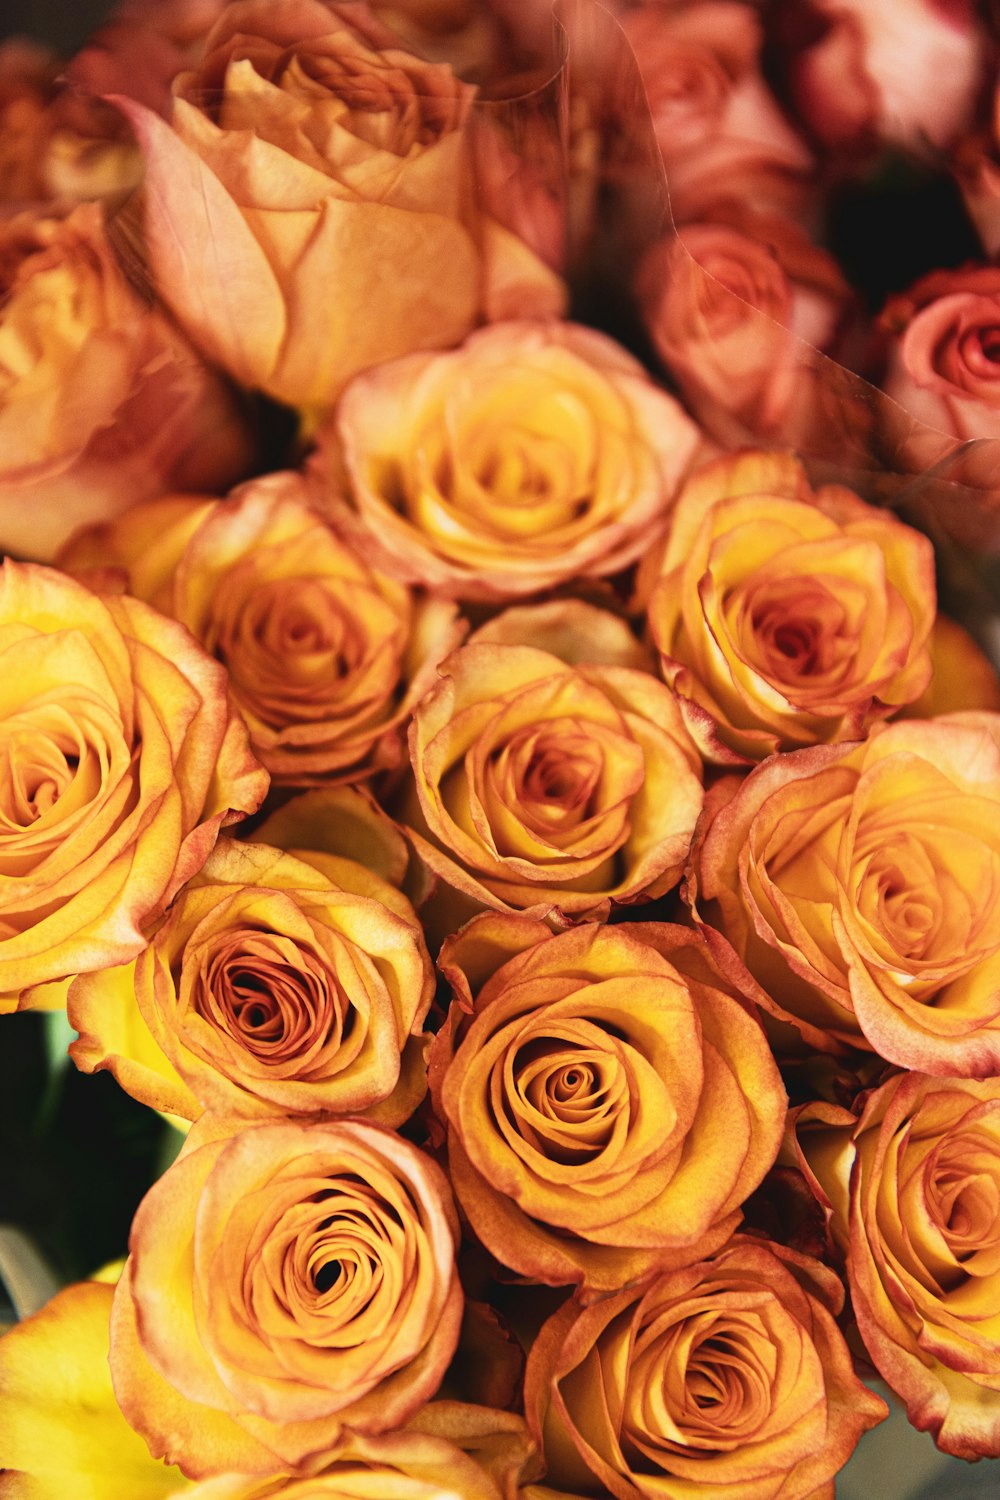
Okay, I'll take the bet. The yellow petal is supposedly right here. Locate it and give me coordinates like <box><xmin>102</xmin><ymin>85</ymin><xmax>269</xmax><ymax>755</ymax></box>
<box><xmin>0</xmin><ymin>1282</ymin><xmax>189</xmax><ymax>1497</ymax></box>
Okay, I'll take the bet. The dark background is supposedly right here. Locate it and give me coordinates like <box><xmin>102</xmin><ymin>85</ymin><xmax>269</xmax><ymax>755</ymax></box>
<box><xmin>3</xmin><ymin>0</ymin><xmax>114</xmax><ymax>50</ymax></box>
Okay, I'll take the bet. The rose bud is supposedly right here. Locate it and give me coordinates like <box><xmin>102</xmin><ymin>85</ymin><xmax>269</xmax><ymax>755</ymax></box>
<box><xmin>431</xmin><ymin>914</ymin><xmax>785</xmax><ymax>1290</ymax></box>
<box><xmin>110</xmin><ymin>1116</ymin><xmax>463</xmax><ymax>1477</ymax></box>
<box><xmin>315</xmin><ymin>319</ymin><xmax>701</xmax><ymax>603</ymax></box>
<box><xmin>693</xmin><ymin>714</ymin><xmax>1000</xmax><ymax>1074</ymax></box>
<box><xmin>645</xmin><ymin>449</ymin><xmax>936</xmax><ymax>763</ymax></box>
<box><xmin>0</xmin><ymin>561</ymin><xmax>266</xmax><ymax>1011</ymax></box>
<box><xmin>0</xmin><ymin>203</ymin><xmax>254</xmax><ymax>562</ymax></box>
<box><xmin>114</xmin><ymin>0</ymin><xmax>561</xmax><ymax>417</ymax></box>
<box><xmin>796</xmin><ymin>1071</ymin><xmax>1000</xmax><ymax>1458</ymax></box>
<box><xmin>524</xmin><ymin>1235</ymin><xmax>886</xmax><ymax>1500</ymax></box>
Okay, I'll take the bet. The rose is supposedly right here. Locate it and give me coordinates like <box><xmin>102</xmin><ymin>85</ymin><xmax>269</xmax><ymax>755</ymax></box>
<box><xmin>524</xmin><ymin>1234</ymin><xmax>886</xmax><ymax>1500</ymax></box>
<box><xmin>0</xmin><ymin>560</ymin><xmax>266</xmax><ymax>1010</ymax></box>
<box><xmin>876</xmin><ymin>266</ymin><xmax>1000</xmax><ymax>550</ymax></box>
<box><xmin>110</xmin><ymin>1115</ymin><xmax>463</xmax><ymax>1477</ymax></box>
<box><xmin>60</xmin><ymin>472</ymin><xmax>463</xmax><ymax>784</ymax></box>
<box><xmin>402</xmin><ymin>622</ymin><xmax>703</xmax><ymax>927</ymax></box>
<box><xmin>637</xmin><ymin>216</ymin><xmax>849</xmax><ymax>446</ymax></box>
<box><xmin>794</xmin><ymin>1071</ymin><xmax>1000</xmax><ymax>1459</ymax></box>
<box><xmin>620</xmin><ymin>2</ymin><xmax>813</xmax><ymax>223</ymax></box>
<box><xmin>115</xmin><ymin>0</ymin><xmax>561</xmax><ymax>415</ymax></box>
<box><xmin>645</xmin><ymin>449</ymin><xmax>935</xmax><ymax>762</ymax></box>
<box><xmin>0</xmin><ymin>39</ymin><xmax>143</xmax><ymax>208</ymax></box>
<box><xmin>0</xmin><ymin>203</ymin><xmax>253</xmax><ymax>562</ymax></box>
<box><xmin>693</xmin><ymin>714</ymin><xmax>1000</xmax><ymax>1072</ymax></box>
<box><xmin>314</xmin><ymin>319</ymin><xmax>701</xmax><ymax>602</ymax></box>
<box><xmin>771</xmin><ymin>0</ymin><xmax>984</xmax><ymax>156</ymax></box>
<box><xmin>431</xmin><ymin>914</ymin><xmax>785</xmax><ymax>1290</ymax></box>
<box><xmin>881</xmin><ymin>265</ymin><xmax>1000</xmax><ymax>442</ymax></box>
<box><xmin>69</xmin><ymin>833</ymin><xmax>434</xmax><ymax>1126</ymax></box>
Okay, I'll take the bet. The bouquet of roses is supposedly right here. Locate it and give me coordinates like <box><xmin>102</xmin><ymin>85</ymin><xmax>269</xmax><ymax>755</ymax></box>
<box><xmin>2</xmin><ymin>1</ymin><xmax>1000</xmax><ymax>1496</ymax></box>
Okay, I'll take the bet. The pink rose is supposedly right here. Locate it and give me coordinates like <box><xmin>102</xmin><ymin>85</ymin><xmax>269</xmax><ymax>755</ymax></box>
<box><xmin>772</xmin><ymin>0</ymin><xmax>985</xmax><ymax>156</ymax></box>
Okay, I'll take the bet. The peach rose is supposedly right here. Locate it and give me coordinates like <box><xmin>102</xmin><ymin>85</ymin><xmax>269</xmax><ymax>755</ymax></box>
<box><xmin>69</xmin><ymin>833</ymin><xmax>433</xmax><ymax>1125</ymax></box>
<box><xmin>115</xmin><ymin>0</ymin><xmax>560</xmax><ymax>415</ymax></box>
<box><xmin>693</xmin><ymin>714</ymin><xmax>1000</xmax><ymax>1072</ymax></box>
<box><xmin>315</xmin><ymin>320</ymin><xmax>700</xmax><ymax>602</ymax></box>
<box><xmin>646</xmin><ymin>449</ymin><xmax>935</xmax><ymax>762</ymax></box>
<box><xmin>772</xmin><ymin>0</ymin><xmax>984</xmax><ymax>156</ymax></box>
<box><xmin>620</xmin><ymin>2</ymin><xmax>813</xmax><ymax>223</ymax></box>
<box><xmin>637</xmin><ymin>216</ymin><xmax>849</xmax><ymax>447</ymax></box>
<box><xmin>403</xmin><ymin>629</ymin><xmax>703</xmax><ymax>926</ymax></box>
<box><xmin>795</xmin><ymin>1071</ymin><xmax>1000</xmax><ymax>1458</ymax></box>
<box><xmin>524</xmin><ymin>1234</ymin><xmax>886</xmax><ymax>1500</ymax></box>
<box><xmin>60</xmin><ymin>473</ymin><xmax>463</xmax><ymax>784</ymax></box>
<box><xmin>0</xmin><ymin>561</ymin><xmax>266</xmax><ymax>1010</ymax></box>
<box><xmin>431</xmin><ymin>914</ymin><xmax>784</xmax><ymax>1290</ymax></box>
<box><xmin>0</xmin><ymin>203</ymin><xmax>253</xmax><ymax>562</ymax></box>
<box><xmin>110</xmin><ymin>1116</ymin><xmax>463</xmax><ymax>1477</ymax></box>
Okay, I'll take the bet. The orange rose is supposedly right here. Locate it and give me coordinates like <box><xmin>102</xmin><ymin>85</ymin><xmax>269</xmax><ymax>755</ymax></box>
<box><xmin>69</xmin><ymin>830</ymin><xmax>433</xmax><ymax>1125</ymax></box>
<box><xmin>431</xmin><ymin>914</ymin><xmax>784</xmax><ymax>1290</ymax></box>
<box><xmin>110</xmin><ymin>1116</ymin><xmax>463</xmax><ymax>1477</ymax></box>
<box><xmin>0</xmin><ymin>203</ymin><xmax>253</xmax><ymax>562</ymax></box>
<box><xmin>115</xmin><ymin>0</ymin><xmax>560</xmax><ymax>415</ymax></box>
<box><xmin>524</xmin><ymin>1235</ymin><xmax>886</xmax><ymax>1500</ymax></box>
<box><xmin>646</xmin><ymin>450</ymin><xmax>935</xmax><ymax>762</ymax></box>
<box><xmin>315</xmin><ymin>319</ymin><xmax>701</xmax><ymax>602</ymax></box>
<box><xmin>403</xmin><ymin>621</ymin><xmax>703</xmax><ymax>926</ymax></box>
<box><xmin>0</xmin><ymin>561</ymin><xmax>266</xmax><ymax>1010</ymax></box>
<box><xmin>637</xmin><ymin>218</ymin><xmax>849</xmax><ymax>448</ymax></box>
<box><xmin>60</xmin><ymin>473</ymin><xmax>463</xmax><ymax>784</ymax></box>
<box><xmin>694</xmin><ymin>715</ymin><xmax>1000</xmax><ymax>1072</ymax></box>
<box><xmin>795</xmin><ymin>1071</ymin><xmax>1000</xmax><ymax>1459</ymax></box>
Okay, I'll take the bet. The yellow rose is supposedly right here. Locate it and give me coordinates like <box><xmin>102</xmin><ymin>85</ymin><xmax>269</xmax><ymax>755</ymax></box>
<box><xmin>431</xmin><ymin>914</ymin><xmax>785</xmax><ymax>1290</ymax></box>
<box><xmin>315</xmin><ymin>320</ymin><xmax>701</xmax><ymax>602</ymax></box>
<box><xmin>795</xmin><ymin>1071</ymin><xmax>1000</xmax><ymax>1459</ymax></box>
<box><xmin>115</xmin><ymin>0</ymin><xmax>561</xmax><ymax>415</ymax></box>
<box><xmin>0</xmin><ymin>561</ymin><xmax>266</xmax><ymax>1009</ymax></box>
<box><xmin>647</xmin><ymin>449</ymin><xmax>935</xmax><ymax>762</ymax></box>
<box><xmin>69</xmin><ymin>833</ymin><xmax>433</xmax><ymax>1126</ymax></box>
<box><xmin>110</xmin><ymin>1116</ymin><xmax>463</xmax><ymax>1477</ymax></box>
<box><xmin>0</xmin><ymin>203</ymin><xmax>253</xmax><ymax>562</ymax></box>
<box><xmin>403</xmin><ymin>623</ymin><xmax>703</xmax><ymax>926</ymax></box>
<box><xmin>524</xmin><ymin>1235</ymin><xmax>886</xmax><ymax>1500</ymax></box>
<box><xmin>694</xmin><ymin>714</ymin><xmax>1000</xmax><ymax>1072</ymax></box>
<box><xmin>60</xmin><ymin>473</ymin><xmax>462</xmax><ymax>785</ymax></box>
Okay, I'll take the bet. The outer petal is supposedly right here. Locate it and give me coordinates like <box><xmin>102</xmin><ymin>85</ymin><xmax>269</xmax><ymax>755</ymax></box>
<box><xmin>0</xmin><ymin>1281</ymin><xmax>190</xmax><ymax>1497</ymax></box>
